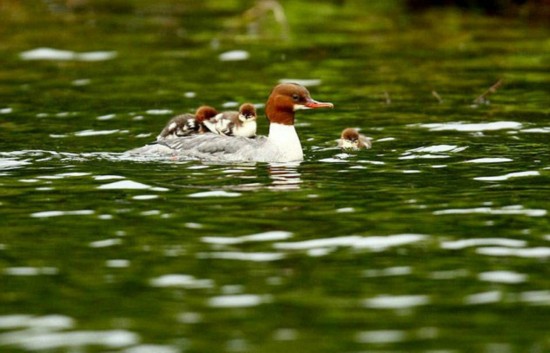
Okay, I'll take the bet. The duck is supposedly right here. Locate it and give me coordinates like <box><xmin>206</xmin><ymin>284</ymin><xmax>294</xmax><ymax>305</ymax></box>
<box><xmin>338</xmin><ymin>128</ymin><xmax>372</xmax><ymax>150</ymax></box>
<box><xmin>127</xmin><ymin>83</ymin><xmax>333</xmax><ymax>162</ymax></box>
<box><xmin>203</xmin><ymin>103</ymin><xmax>257</xmax><ymax>138</ymax></box>
<box><xmin>156</xmin><ymin>105</ymin><xmax>218</xmax><ymax>141</ymax></box>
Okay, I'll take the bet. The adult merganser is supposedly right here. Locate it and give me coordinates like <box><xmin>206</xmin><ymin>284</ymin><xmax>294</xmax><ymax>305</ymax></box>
<box><xmin>156</xmin><ymin>106</ymin><xmax>218</xmax><ymax>141</ymax></box>
<box><xmin>127</xmin><ymin>83</ymin><xmax>333</xmax><ymax>162</ymax></box>
<box><xmin>338</xmin><ymin>128</ymin><xmax>372</xmax><ymax>150</ymax></box>
<box><xmin>203</xmin><ymin>103</ymin><xmax>257</xmax><ymax>138</ymax></box>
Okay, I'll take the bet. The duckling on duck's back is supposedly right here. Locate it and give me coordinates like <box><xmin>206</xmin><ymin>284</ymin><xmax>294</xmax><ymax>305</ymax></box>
<box><xmin>156</xmin><ymin>105</ymin><xmax>218</xmax><ymax>141</ymax></box>
<box><xmin>203</xmin><ymin>103</ymin><xmax>257</xmax><ymax>138</ymax></box>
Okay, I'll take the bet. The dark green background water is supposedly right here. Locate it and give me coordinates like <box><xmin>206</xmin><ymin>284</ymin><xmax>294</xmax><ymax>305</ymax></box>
<box><xmin>1</xmin><ymin>1</ymin><xmax>549</xmax><ymax>352</ymax></box>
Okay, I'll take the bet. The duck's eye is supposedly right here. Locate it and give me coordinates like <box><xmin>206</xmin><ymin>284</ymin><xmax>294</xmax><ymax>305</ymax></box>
<box><xmin>292</xmin><ymin>94</ymin><xmax>299</xmax><ymax>102</ymax></box>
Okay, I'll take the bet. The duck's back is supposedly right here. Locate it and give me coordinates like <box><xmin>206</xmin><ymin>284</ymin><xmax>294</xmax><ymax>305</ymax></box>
<box><xmin>126</xmin><ymin>134</ymin><xmax>279</xmax><ymax>162</ymax></box>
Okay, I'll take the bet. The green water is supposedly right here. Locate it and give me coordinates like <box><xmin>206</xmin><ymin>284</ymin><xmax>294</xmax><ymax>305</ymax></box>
<box><xmin>1</xmin><ymin>1</ymin><xmax>550</xmax><ymax>352</ymax></box>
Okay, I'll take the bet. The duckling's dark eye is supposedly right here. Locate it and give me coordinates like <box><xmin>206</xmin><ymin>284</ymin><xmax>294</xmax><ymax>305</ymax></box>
<box><xmin>292</xmin><ymin>94</ymin><xmax>299</xmax><ymax>102</ymax></box>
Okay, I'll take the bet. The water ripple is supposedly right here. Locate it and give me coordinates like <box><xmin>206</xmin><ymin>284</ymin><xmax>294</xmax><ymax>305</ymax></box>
<box><xmin>3</xmin><ymin>267</ymin><xmax>58</xmax><ymax>276</ymax></box>
<box><xmin>478</xmin><ymin>271</ymin><xmax>527</xmax><ymax>284</ymax></box>
<box><xmin>476</xmin><ymin>247</ymin><xmax>550</xmax><ymax>258</ymax></box>
<box><xmin>0</xmin><ymin>158</ymin><xmax>31</xmax><ymax>170</ymax></box>
<box><xmin>197</xmin><ymin>252</ymin><xmax>284</xmax><ymax>262</ymax></box>
<box><xmin>19</xmin><ymin>48</ymin><xmax>117</xmax><ymax>61</ymax></box>
<box><xmin>362</xmin><ymin>295</ymin><xmax>430</xmax><ymax>309</ymax></box>
<box><xmin>0</xmin><ymin>329</ymin><xmax>137</xmax><ymax>350</ymax></box>
<box><xmin>274</xmin><ymin>234</ymin><xmax>427</xmax><ymax>252</ymax></box>
<box><xmin>474</xmin><ymin>171</ymin><xmax>540</xmax><ymax>181</ymax></box>
<box><xmin>355</xmin><ymin>330</ymin><xmax>406</xmax><ymax>344</ymax></box>
<box><xmin>519</xmin><ymin>290</ymin><xmax>550</xmax><ymax>305</ymax></box>
<box><xmin>0</xmin><ymin>315</ymin><xmax>73</xmax><ymax>330</ymax></box>
<box><xmin>74</xmin><ymin>129</ymin><xmax>123</xmax><ymax>137</ymax></box>
<box><xmin>202</xmin><ymin>231</ymin><xmax>293</xmax><ymax>245</ymax></box>
<box><xmin>414</xmin><ymin>121</ymin><xmax>522</xmax><ymax>131</ymax></box>
<box><xmin>188</xmin><ymin>190</ymin><xmax>241</xmax><ymax>198</ymax></box>
<box><xmin>208</xmin><ymin>294</ymin><xmax>272</xmax><ymax>308</ymax></box>
<box><xmin>30</xmin><ymin>210</ymin><xmax>94</xmax><ymax>218</ymax></box>
<box><xmin>123</xmin><ymin>344</ymin><xmax>180</xmax><ymax>353</ymax></box>
<box><xmin>463</xmin><ymin>157</ymin><xmax>513</xmax><ymax>163</ymax></box>
<box><xmin>150</xmin><ymin>274</ymin><xmax>214</xmax><ymax>289</ymax></box>
<box><xmin>441</xmin><ymin>238</ymin><xmax>526</xmax><ymax>249</ymax></box>
<box><xmin>434</xmin><ymin>205</ymin><xmax>546</xmax><ymax>217</ymax></box>
<box><xmin>97</xmin><ymin>180</ymin><xmax>168</xmax><ymax>191</ymax></box>
<box><xmin>464</xmin><ymin>291</ymin><xmax>502</xmax><ymax>305</ymax></box>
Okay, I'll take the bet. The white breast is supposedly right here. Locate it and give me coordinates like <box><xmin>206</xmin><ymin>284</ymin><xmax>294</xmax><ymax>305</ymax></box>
<box><xmin>268</xmin><ymin>123</ymin><xmax>303</xmax><ymax>162</ymax></box>
<box><xmin>233</xmin><ymin>120</ymin><xmax>257</xmax><ymax>137</ymax></box>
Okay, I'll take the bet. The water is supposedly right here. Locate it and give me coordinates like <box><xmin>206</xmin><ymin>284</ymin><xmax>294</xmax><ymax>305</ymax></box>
<box><xmin>1</xmin><ymin>1</ymin><xmax>550</xmax><ymax>352</ymax></box>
